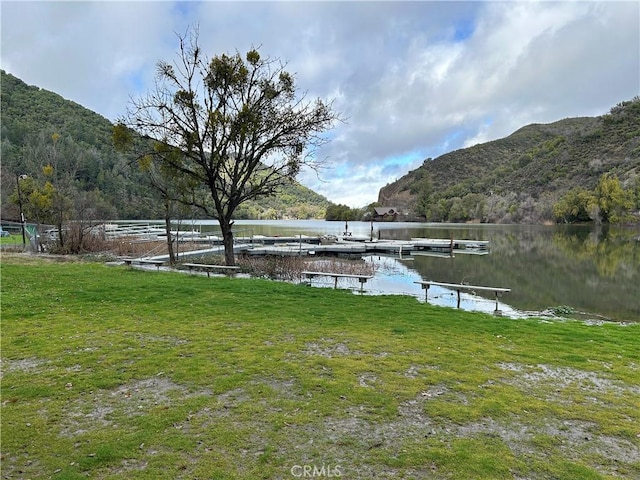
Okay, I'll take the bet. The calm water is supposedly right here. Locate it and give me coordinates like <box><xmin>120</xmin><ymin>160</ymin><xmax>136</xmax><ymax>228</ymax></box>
<box><xmin>185</xmin><ymin>219</ymin><xmax>640</xmax><ymax>322</ymax></box>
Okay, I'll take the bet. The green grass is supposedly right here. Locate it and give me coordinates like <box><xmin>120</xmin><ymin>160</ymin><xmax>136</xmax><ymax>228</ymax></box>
<box><xmin>0</xmin><ymin>234</ymin><xmax>24</xmax><ymax>246</ymax></box>
<box><xmin>1</xmin><ymin>255</ymin><xmax>639</xmax><ymax>479</ymax></box>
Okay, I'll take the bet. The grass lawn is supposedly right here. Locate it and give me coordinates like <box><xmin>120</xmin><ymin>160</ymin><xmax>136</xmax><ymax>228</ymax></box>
<box><xmin>1</xmin><ymin>254</ymin><xmax>638</xmax><ymax>479</ymax></box>
<box><xmin>0</xmin><ymin>234</ymin><xmax>25</xmax><ymax>246</ymax></box>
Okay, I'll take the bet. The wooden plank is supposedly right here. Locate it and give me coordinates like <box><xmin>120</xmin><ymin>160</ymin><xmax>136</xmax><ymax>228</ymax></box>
<box><xmin>302</xmin><ymin>271</ymin><xmax>373</xmax><ymax>280</ymax></box>
<box><xmin>123</xmin><ymin>258</ymin><xmax>165</xmax><ymax>270</ymax></box>
<box><xmin>415</xmin><ymin>281</ymin><xmax>510</xmax><ymax>293</ymax></box>
<box><xmin>182</xmin><ymin>263</ymin><xmax>240</xmax><ymax>277</ymax></box>
<box><xmin>414</xmin><ymin>280</ymin><xmax>510</xmax><ymax>312</ymax></box>
<box><xmin>302</xmin><ymin>271</ymin><xmax>373</xmax><ymax>293</ymax></box>
<box><xmin>183</xmin><ymin>263</ymin><xmax>239</xmax><ymax>270</ymax></box>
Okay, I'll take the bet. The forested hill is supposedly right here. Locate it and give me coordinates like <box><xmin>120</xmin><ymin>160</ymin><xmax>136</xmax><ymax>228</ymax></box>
<box><xmin>378</xmin><ymin>99</ymin><xmax>640</xmax><ymax>223</ymax></box>
<box><xmin>0</xmin><ymin>70</ymin><xmax>330</xmax><ymax>221</ymax></box>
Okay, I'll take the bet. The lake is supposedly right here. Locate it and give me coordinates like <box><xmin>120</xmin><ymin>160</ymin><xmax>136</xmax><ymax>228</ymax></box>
<box><xmin>180</xmin><ymin>219</ymin><xmax>640</xmax><ymax>322</ymax></box>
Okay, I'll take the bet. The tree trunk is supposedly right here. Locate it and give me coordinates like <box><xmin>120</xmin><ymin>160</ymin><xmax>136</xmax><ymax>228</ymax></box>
<box><xmin>164</xmin><ymin>203</ymin><xmax>176</xmax><ymax>264</ymax></box>
<box><xmin>57</xmin><ymin>222</ymin><xmax>65</xmax><ymax>249</ymax></box>
<box><xmin>219</xmin><ymin>218</ymin><xmax>235</xmax><ymax>266</ymax></box>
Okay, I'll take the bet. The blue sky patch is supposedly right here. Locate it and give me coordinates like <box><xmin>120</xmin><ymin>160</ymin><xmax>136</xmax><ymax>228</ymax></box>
<box><xmin>453</xmin><ymin>17</ymin><xmax>476</xmax><ymax>42</ymax></box>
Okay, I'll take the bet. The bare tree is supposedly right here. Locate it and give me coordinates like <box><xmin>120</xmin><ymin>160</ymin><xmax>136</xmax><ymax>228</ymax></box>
<box><xmin>139</xmin><ymin>153</ymin><xmax>200</xmax><ymax>264</ymax></box>
<box><xmin>118</xmin><ymin>28</ymin><xmax>340</xmax><ymax>265</ymax></box>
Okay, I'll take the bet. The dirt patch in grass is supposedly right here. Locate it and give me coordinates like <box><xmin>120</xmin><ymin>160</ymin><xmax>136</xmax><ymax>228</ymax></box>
<box><xmin>1</xmin><ymin>357</ymin><xmax>50</xmax><ymax>378</ymax></box>
<box><xmin>497</xmin><ymin>362</ymin><xmax>640</xmax><ymax>397</ymax></box>
<box><xmin>302</xmin><ymin>339</ymin><xmax>359</xmax><ymax>357</ymax></box>
<box><xmin>124</xmin><ymin>332</ymin><xmax>190</xmax><ymax>347</ymax></box>
<box><xmin>7</xmin><ymin>340</ymin><xmax>633</xmax><ymax>479</ymax></box>
<box><xmin>455</xmin><ymin>416</ymin><xmax>638</xmax><ymax>461</ymax></box>
<box><xmin>226</xmin><ymin>386</ymin><xmax>637</xmax><ymax>478</ymax></box>
<box><xmin>60</xmin><ymin>377</ymin><xmax>211</xmax><ymax>437</ymax></box>
<box><xmin>107</xmin><ymin>458</ymin><xmax>149</xmax><ymax>477</ymax></box>
<box><xmin>404</xmin><ymin>364</ymin><xmax>441</xmax><ymax>379</ymax></box>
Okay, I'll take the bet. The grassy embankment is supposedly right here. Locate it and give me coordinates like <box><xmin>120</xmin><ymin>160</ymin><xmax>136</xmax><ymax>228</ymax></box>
<box><xmin>1</xmin><ymin>255</ymin><xmax>638</xmax><ymax>479</ymax></box>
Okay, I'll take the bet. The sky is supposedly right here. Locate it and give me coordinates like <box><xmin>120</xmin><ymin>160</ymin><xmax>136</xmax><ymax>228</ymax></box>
<box><xmin>2</xmin><ymin>1</ymin><xmax>639</xmax><ymax>207</ymax></box>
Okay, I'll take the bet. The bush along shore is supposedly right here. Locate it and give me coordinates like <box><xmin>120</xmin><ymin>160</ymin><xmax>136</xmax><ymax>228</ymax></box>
<box><xmin>1</xmin><ymin>254</ymin><xmax>639</xmax><ymax>479</ymax></box>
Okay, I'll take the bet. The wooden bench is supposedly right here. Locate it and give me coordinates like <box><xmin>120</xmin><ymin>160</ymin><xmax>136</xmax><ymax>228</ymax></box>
<box><xmin>415</xmin><ymin>280</ymin><xmax>511</xmax><ymax>312</ymax></box>
<box><xmin>302</xmin><ymin>271</ymin><xmax>374</xmax><ymax>293</ymax></box>
<box><xmin>123</xmin><ymin>258</ymin><xmax>165</xmax><ymax>270</ymax></box>
<box><xmin>182</xmin><ymin>263</ymin><xmax>240</xmax><ymax>277</ymax></box>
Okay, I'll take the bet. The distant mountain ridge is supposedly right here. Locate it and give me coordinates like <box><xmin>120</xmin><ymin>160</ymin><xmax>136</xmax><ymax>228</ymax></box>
<box><xmin>378</xmin><ymin>99</ymin><xmax>640</xmax><ymax>223</ymax></box>
<box><xmin>0</xmin><ymin>70</ymin><xmax>330</xmax><ymax>220</ymax></box>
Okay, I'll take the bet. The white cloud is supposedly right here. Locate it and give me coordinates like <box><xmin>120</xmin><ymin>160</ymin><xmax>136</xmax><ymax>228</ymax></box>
<box><xmin>2</xmin><ymin>1</ymin><xmax>638</xmax><ymax>207</ymax></box>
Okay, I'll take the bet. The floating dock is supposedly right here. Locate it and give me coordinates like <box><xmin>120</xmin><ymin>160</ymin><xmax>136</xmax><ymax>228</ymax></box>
<box><xmin>244</xmin><ymin>237</ymin><xmax>488</xmax><ymax>257</ymax></box>
<box><xmin>103</xmin><ymin>223</ymin><xmax>489</xmax><ymax>258</ymax></box>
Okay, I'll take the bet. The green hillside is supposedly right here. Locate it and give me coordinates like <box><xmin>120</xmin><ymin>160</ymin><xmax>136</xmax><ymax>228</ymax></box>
<box><xmin>379</xmin><ymin>99</ymin><xmax>640</xmax><ymax>223</ymax></box>
<box><xmin>0</xmin><ymin>70</ymin><xmax>329</xmax><ymax>221</ymax></box>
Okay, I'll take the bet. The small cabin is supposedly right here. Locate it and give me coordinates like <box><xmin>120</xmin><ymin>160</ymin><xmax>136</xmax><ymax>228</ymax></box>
<box><xmin>373</xmin><ymin>207</ymin><xmax>399</xmax><ymax>221</ymax></box>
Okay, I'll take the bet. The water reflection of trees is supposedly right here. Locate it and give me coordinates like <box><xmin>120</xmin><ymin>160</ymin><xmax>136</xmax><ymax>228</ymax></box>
<box><xmin>552</xmin><ymin>228</ymin><xmax>639</xmax><ymax>279</ymax></box>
